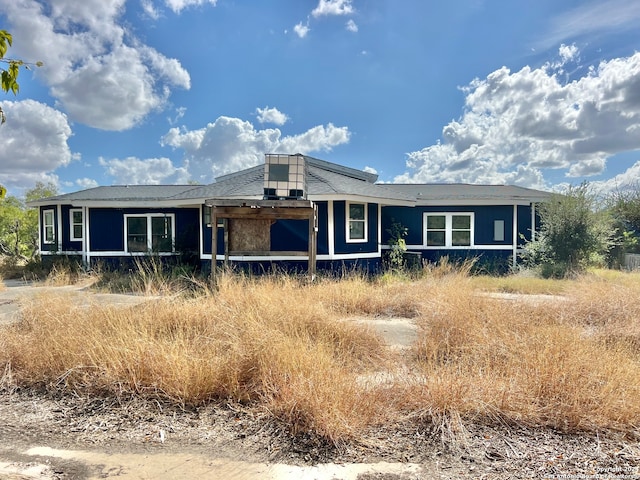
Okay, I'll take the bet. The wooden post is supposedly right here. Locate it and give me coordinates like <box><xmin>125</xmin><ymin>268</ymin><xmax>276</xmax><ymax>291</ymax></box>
<box><xmin>210</xmin><ymin>206</ymin><xmax>218</xmax><ymax>289</ymax></box>
<box><xmin>223</xmin><ymin>218</ymin><xmax>229</xmax><ymax>267</ymax></box>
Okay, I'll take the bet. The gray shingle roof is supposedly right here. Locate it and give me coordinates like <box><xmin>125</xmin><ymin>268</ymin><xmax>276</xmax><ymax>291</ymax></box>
<box><xmin>27</xmin><ymin>185</ymin><xmax>198</xmax><ymax>206</ymax></box>
<box><xmin>27</xmin><ymin>156</ymin><xmax>551</xmax><ymax>206</ymax></box>
<box><xmin>390</xmin><ymin>184</ymin><xmax>552</xmax><ymax>203</ymax></box>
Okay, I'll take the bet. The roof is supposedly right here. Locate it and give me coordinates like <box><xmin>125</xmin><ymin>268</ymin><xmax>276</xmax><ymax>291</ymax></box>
<box><xmin>168</xmin><ymin>156</ymin><xmax>415</xmax><ymax>203</ymax></box>
<box><xmin>27</xmin><ymin>185</ymin><xmax>198</xmax><ymax>206</ymax></box>
<box><xmin>390</xmin><ymin>184</ymin><xmax>552</xmax><ymax>204</ymax></box>
<box><xmin>27</xmin><ymin>156</ymin><xmax>551</xmax><ymax>207</ymax></box>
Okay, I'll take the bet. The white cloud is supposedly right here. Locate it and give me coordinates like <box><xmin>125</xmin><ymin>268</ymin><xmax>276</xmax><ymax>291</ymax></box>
<box><xmin>540</xmin><ymin>0</ymin><xmax>640</xmax><ymax>50</ymax></box>
<box><xmin>294</xmin><ymin>21</ymin><xmax>310</xmax><ymax>38</ymax></box>
<box><xmin>346</xmin><ymin>19</ymin><xmax>358</xmax><ymax>32</ymax></box>
<box><xmin>99</xmin><ymin>156</ymin><xmax>190</xmax><ymax>185</ymax></box>
<box><xmin>0</xmin><ymin>99</ymin><xmax>76</xmax><ymax>192</ymax></box>
<box><xmin>163</xmin><ymin>0</ymin><xmax>217</xmax><ymax>14</ymax></box>
<box><xmin>0</xmin><ymin>0</ymin><xmax>191</xmax><ymax>131</ymax></box>
<box><xmin>76</xmin><ymin>178</ymin><xmax>100</xmax><ymax>189</ymax></box>
<box><xmin>141</xmin><ymin>0</ymin><xmax>160</xmax><ymax>20</ymax></box>
<box><xmin>161</xmin><ymin>116</ymin><xmax>350</xmax><ymax>181</ymax></box>
<box><xmin>396</xmin><ymin>49</ymin><xmax>640</xmax><ymax>189</ymax></box>
<box><xmin>591</xmin><ymin>160</ymin><xmax>640</xmax><ymax>195</ymax></box>
<box><xmin>312</xmin><ymin>0</ymin><xmax>354</xmax><ymax>17</ymax></box>
<box><xmin>363</xmin><ymin>166</ymin><xmax>377</xmax><ymax>175</ymax></box>
<box><xmin>256</xmin><ymin>106</ymin><xmax>289</xmax><ymax>126</ymax></box>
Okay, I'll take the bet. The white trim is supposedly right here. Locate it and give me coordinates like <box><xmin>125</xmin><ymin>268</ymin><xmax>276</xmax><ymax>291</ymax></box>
<box><xmin>423</xmin><ymin>212</ymin><xmax>474</xmax><ymax>248</ymax></box>
<box><xmin>531</xmin><ymin>203</ymin><xmax>536</xmax><ymax>242</ymax></box>
<box><xmin>56</xmin><ymin>205</ymin><xmax>63</xmax><ymax>251</ymax></box>
<box><xmin>327</xmin><ymin>200</ymin><xmax>335</xmax><ymax>256</ymax></box>
<box><xmin>69</xmin><ymin>208</ymin><xmax>84</xmax><ymax>241</ymax></box>
<box><xmin>83</xmin><ymin>206</ymin><xmax>89</xmax><ymax>266</ymax></box>
<box><xmin>346</xmin><ymin>201</ymin><xmax>368</xmax><ymax>243</ymax></box>
<box><xmin>512</xmin><ymin>204</ymin><xmax>518</xmax><ymax>269</ymax></box>
<box><xmin>388</xmin><ymin>244</ymin><xmax>515</xmax><ymax>251</ymax></box>
<box><xmin>414</xmin><ymin>199</ymin><xmax>537</xmax><ymax>207</ymax></box>
<box><xmin>203</xmin><ymin>252</ymin><xmax>382</xmax><ymax>262</ymax></box>
<box><xmin>124</xmin><ymin>213</ymin><xmax>176</xmax><ymax>253</ymax></box>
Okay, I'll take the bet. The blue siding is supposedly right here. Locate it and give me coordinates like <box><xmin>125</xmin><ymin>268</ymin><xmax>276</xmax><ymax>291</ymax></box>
<box><xmin>333</xmin><ymin>201</ymin><xmax>379</xmax><ymax>254</ymax></box>
<box><xmin>89</xmin><ymin>207</ymin><xmax>199</xmax><ymax>253</ymax></box>
<box><xmin>271</xmin><ymin>220</ymin><xmax>308</xmax><ymax>251</ymax></box>
<box><xmin>382</xmin><ymin>205</ymin><xmax>524</xmax><ymax>247</ymax></box>
<box><xmin>39</xmin><ymin>205</ymin><xmax>58</xmax><ymax>252</ymax></box>
<box><xmin>60</xmin><ymin>205</ymin><xmax>82</xmax><ymax>252</ymax></box>
<box><xmin>517</xmin><ymin>205</ymin><xmax>534</xmax><ymax>246</ymax></box>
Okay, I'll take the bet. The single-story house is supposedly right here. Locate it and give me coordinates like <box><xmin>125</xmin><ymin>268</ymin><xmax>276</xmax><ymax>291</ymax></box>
<box><xmin>28</xmin><ymin>154</ymin><xmax>551</xmax><ymax>274</ymax></box>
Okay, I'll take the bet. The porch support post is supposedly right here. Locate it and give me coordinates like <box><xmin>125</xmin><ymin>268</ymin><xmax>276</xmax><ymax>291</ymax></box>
<box><xmin>210</xmin><ymin>206</ymin><xmax>218</xmax><ymax>289</ymax></box>
<box><xmin>512</xmin><ymin>203</ymin><xmax>518</xmax><ymax>269</ymax></box>
<box><xmin>223</xmin><ymin>219</ymin><xmax>229</xmax><ymax>267</ymax></box>
<box><xmin>308</xmin><ymin>203</ymin><xmax>318</xmax><ymax>280</ymax></box>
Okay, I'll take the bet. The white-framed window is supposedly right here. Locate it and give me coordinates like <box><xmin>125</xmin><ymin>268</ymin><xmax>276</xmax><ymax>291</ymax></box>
<box><xmin>43</xmin><ymin>209</ymin><xmax>55</xmax><ymax>244</ymax></box>
<box><xmin>346</xmin><ymin>202</ymin><xmax>367</xmax><ymax>243</ymax></box>
<box><xmin>424</xmin><ymin>212</ymin><xmax>474</xmax><ymax>247</ymax></box>
<box><xmin>203</xmin><ymin>206</ymin><xmax>224</xmax><ymax>228</ymax></box>
<box><xmin>70</xmin><ymin>209</ymin><xmax>83</xmax><ymax>241</ymax></box>
<box><xmin>124</xmin><ymin>214</ymin><xmax>175</xmax><ymax>253</ymax></box>
<box><xmin>494</xmin><ymin>220</ymin><xmax>505</xmax><ymax>242</ymax></box>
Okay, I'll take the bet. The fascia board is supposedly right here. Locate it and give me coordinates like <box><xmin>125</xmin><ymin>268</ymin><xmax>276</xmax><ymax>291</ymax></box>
<box><xmin>414</xmin><ymin>199</ymin><xmax>535</xmax><ymax>206</ymax></box>
<box><xmin>308</xmin><ymin>194</ymin><xmax>415</xmax><ymax>206</ymax></box>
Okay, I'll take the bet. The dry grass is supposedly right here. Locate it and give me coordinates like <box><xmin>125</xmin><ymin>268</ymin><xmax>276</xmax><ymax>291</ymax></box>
<box><xmin>2</xmin><ymin>268</ymin><xmax>640</xmax><ymax>444</ymax></box>
<box><xmin>407</xmin><ymin>274</ymin><xmax>640</xmax><ymax>437</ymax></box>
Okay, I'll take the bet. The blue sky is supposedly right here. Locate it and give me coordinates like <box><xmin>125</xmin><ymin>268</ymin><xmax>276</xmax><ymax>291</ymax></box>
<box><xmin>2</xmin><ymin>0</ymin><xmax>640</xmax><ymax>197</ymax></box>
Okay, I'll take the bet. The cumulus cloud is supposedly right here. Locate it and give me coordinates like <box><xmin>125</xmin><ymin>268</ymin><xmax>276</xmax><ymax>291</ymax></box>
<box><xmin>76</xmin><ymin>178</ymin><xmax>100</xmax><ymax>189</ymax></box>
<box><xmin>99</xmin><ymin>156</ymin><xmax>190</xmax><ymax>185</ymax></box>
<box><xmin>312</xmin><ymin>0</ymin><xmax>354</xmax><ymax>17</ymax></box>
<box><xmin>0</xmin><ymin>0</ymin><xmax>191</xmax><ymax>131</ymax></box>
<box><xmin>396</xmin><ymin>48</ymin><xmax>640</xmax><ymax>190</ymax></box>
<box><xmin>294</xmin><ymin>21</ymin><xmax>310</xmax><ymax>38</ymax></box>
<box><xmin>161</xmin><ymin>116</ymin><xmax>350</xmax><ymax>181</ymax></box>
<box><xmin>163</xmin><ymin>0</ymin><xmax>217</xmax><ymax>14</ymax></box>
<box><xmin>256</xmin><ymin>106</ymin><xmax>289</xmax><ymax>126</ymax></box>
<box><xmin>346</xmin><ymin>19</ymin><xmax>358</xmax><ymax>32</ymax></box>
<box><xmin>0</xmin><ymin>99</ymin><xmax>77</xmax><ymax>192</ymax></box>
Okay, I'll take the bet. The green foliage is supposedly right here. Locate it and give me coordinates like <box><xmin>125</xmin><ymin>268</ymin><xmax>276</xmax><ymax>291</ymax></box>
<box><xmin>0</xmin><ymin>29</ymin><xmax>43</xmax><ymax>124</ymax></box>
<box><xmin>0</xmin><ymin>182</ymin><xmax>57</xmax><ymax>261</ymax></box>
<box><xmin>522</xmin><ymin>183</ymin><xmax>613</xmax><ymax>278</ymax></box>
<box><xmin>607</xmin><ymin>185</ymin><xmax>640</xmax><ymax>265</ymax></box>
<box><xmin>385</xmin><ymin>220</ymin><xmax>408</xmax><ymax>272</ymax></box>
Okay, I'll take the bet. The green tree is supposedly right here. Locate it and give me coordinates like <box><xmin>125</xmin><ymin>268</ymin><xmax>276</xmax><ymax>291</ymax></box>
<box><xmin>0</xmin><ymin>182</ymin><xmax>57</xmax><ymax>260</ymax></box>
<box><xmin>606</xmin><ymin>184</ymin><xmax>640</xmax><ymax>266</ymax></box>
<box><xmin>1</xmin><ymin>30</ymin><xmax>43</xmax><ymax>124</ymax></box>
<box><xmin>522</xmin><ymin>183</ymin><xmax>613</xmax><ymax>277</ymax></box>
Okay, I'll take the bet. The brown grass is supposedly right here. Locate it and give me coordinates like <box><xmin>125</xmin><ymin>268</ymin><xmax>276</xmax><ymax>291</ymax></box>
<box><xmin>2</xmin><ymin>268</ymin><xmax>640</xmax><ymax>443</ymax></box>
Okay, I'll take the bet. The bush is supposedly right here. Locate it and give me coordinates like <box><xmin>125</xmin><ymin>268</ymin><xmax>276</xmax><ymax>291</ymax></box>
<box><xmin>523</xmin><ymin>184</ymin><xmax>613</xmax><ymax>278</ymax></box>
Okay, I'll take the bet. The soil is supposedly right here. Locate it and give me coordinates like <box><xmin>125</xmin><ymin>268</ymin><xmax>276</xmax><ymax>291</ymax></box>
<box><xmin>1</xmin><ymin>281</ymin><xmax>639</xmax><ymax>479</ymax></box>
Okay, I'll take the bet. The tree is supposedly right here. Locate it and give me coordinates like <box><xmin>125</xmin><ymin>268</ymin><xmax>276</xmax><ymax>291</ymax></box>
<box><xmin>0</xmin><ymin>30</ymin><xmax>43</xmax><ymax>124</ymax></box>
<box><xmin>606</xmin><ymin>184</ymin><xmax>640</xmax><ymax>266</ymax></box>
<box><xmin>522</xmin><ymin>183</ymin><xmax>613</xmax><ymax>278</ymax></box>
<box><xmin>0</xmin><ymin>182</ymin><xmax>57</xmax><ymax>261</ymax></box>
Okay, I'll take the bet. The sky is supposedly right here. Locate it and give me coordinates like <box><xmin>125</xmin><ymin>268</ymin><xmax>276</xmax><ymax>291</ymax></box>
<box><xmin>1</xmin><ymin>0</ymin><xmax>640</xmax><ymax>198</ymax></box>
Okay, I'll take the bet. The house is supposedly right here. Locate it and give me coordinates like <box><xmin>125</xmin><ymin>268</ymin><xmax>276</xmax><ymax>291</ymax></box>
<box><xmin>28</xmin><ymin>154</ymin><xmax>551</xmax><ymax>274</ymax></box>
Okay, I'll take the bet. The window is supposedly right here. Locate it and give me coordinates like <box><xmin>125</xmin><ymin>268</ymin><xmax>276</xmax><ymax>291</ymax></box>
<box><xmin>125</xmin><ymin>214</ymin><xmax>174</xmax><ymax>253</ymax></box>
<box><xmin>70</xmin><ymin>209</ymin><xmax>83</xmax><ymax>241</ymax></box>
<box><xmin>347</xmin><ymin>202</ymin><xmax>367</xmax><ymax>242</ymax></box>
<box><xmin>43</xmin><ymin>209</ymin><xmax>55</xmax><ymax>244</ymax></box>
<box><xmin>424</xmin><ymin>213</ymin><xmax>473</xmax><ymax>247</ymax></box>
<box><xmin>494</xmin><ymin>220</ymin><xmax>505</xmax><ymax>242</ymax></box>
<box><xmin>203</xmin><ymin>207</ymin><xmax>225</xmax><ymax>228</ymax></box>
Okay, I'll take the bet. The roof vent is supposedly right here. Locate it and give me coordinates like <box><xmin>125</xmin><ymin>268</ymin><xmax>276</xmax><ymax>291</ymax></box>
<box><xmin>263</xmin><ymin>154</ymin><xmax>307</xmax><ymax>200</ymax></box>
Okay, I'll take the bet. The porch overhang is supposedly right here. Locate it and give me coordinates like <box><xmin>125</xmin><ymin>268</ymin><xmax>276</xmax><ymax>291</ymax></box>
<box><xmin>205</xmin><ymin>198</ymin><xmax>318</xmax><ymax>284</ymax></box>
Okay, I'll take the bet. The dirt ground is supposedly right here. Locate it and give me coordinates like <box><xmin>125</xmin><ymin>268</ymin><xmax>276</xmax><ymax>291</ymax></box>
<box><xmin>1</xmin><ymin>281</ymin><xmax>639</xmax><ymax>479</ymax></box>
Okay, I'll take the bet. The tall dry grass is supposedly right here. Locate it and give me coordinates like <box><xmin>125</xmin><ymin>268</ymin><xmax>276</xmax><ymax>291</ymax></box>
<box><xmin>406</xmin><ymin>273</ymin><xmax>640</xmax><ymax>437</ymax></box>
<box><xmin>1</xmin><ymin>273</ymin><xmax>389</xmax><ymax>443</ymax></box>
<box><xmin>2</xmin><ymin>268</ymin><xmax>640</xmax><ymax>443</ymax></box>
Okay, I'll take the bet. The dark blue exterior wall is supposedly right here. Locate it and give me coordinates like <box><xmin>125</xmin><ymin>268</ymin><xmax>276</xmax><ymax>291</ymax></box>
<box><xmin>333</xmin><ymin>201</ymin><xmax>379</xmax><ymax>254</ymax></box>
<box><xmin>39</xmin><ymin>205</ymin><xmax>58</xmax><ymax>252</ymax></box>
<box><xmin>382</xmin><ymin>204</ymin><xmax>532</xmax><ymax>247</ymax></box>
<box><xmin>88</xmin><ymin>207</ymin><xmax>199</xmax><ymax>253</ymax></box>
